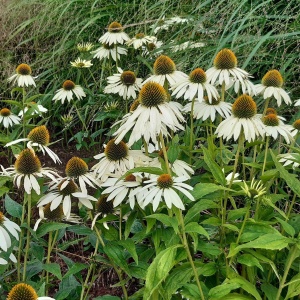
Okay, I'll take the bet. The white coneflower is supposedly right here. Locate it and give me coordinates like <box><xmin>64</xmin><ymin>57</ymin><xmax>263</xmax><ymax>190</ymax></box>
<box><xmin>142</xmin><ymin>38</ymin><xmax>163</xmax><ymax>57</ymax></box>
<box><xmin>7</xmin><ymin>283</ymin><xmax>55</xmax><ymax>300</ymax></box>
<box><xmin>137</xmin><ymin>174</ymin><xmax>194</xmax><ymax>211</ymax></box>
<box><xmin>262</xmin><ymin>113</ymin><xmax>293</xmax><ymax>144</ymax></box>
<box><xmin>99</xmin><ymin>21</ymin><xmax>129</xmax><ymax>45</ymax></box>
<box><xmin>215</xmin><ymin>94</ymin><xmax>265</xmax><ymax>142</ymax></box>
<box><xmin>53</xmin><ymin>80</ymin><xmax>86</xmax><ymax>104</ymax></box>
<box><xmin>256</xmin><ymin>70</ymin><xmax>291</xmax><ymax>106</ymax></box>
<box><xmin>92</xmin><ymin>43</ymin><xmax>127</xmax><ymax>62</ymax></box>
<box><xmin>113</xmin><ymin>82</ymin><xmax>185</xmax><ymax>146</ymax></box>
<box><xmin>64</xmin><ymin>157</ymin><xmax>101</xmax><ymax>194</ymax></box>
<box><xmin>206</xmin><ymin>48</ymin><xmax>249</xmax><ymax>87</ymax></box>
<box><xmin>143</xmin><ymin>55</ymin><xmax>187</xmax><ymax>86</ymax></box>
<box><xmin>70</xmin><ymin>58</ymin><xmax>93</xmax><ymax>68</ymax></box>
<box><xmin>183</xmin><ymin>96</ymin><xmax>232</xmax><ymax>122</ymax></box>
<box><xmin>241</xmin><ymin>179</ymin><xmax>266</xmax><ymax>200</ymax></box>
<box><xmin>77</xmin><ymin>42</ymin><xmax>94</xmax><ymax>52</ymax></box>
<box><xmin>171</xmin><ymin>41</ymin><xmax>205</xmax><ymax>53</ymax></box>
<box><xmin>126</xmin><ymin>33</ymin><xmax>156</xmax><ymax>49</ymax></box>
<box><xmin>18</xmin><ymin>102</ymin><xmax>48</xmax><ymax>118</ymax></box>
<box><xmin>1</xmin><ymin>149</ymin><xmax>59</xmax><ymax>195</ymax></box>
<box><xmin>0</xmin><ymin>108</ymin><xmax>21</xmax><ymax>128</ymax></box>
<box><xmin>171</xmin><ymin>68</ymin><xmax>219</xmax><ymax>103</ymax></box>
<box><xmin>104</xmin><ymin>68</ymin><xmax>142</xmax><ymax>100</ymax></box>
<box><xmin>0</xmin><ymin>212</ymin><xmax>21</xmax><ymax>252</ymax></box>
<box><xmin>34</xmin><ymin>203</ymin><xmax>80</xmax><ymax>231</ymax></box>
<box><xmin>37</xmin><ymin>177</ymin><xmax>96</xmax><ymax>218</ymax></box>
<box><xmin>8</xmin><ymin>63</ymin><xmax>36</xmax><ymax>87</ymax></box>
<box><xmin>92</xmin><ymin>139</ymin><xmax>152</xmax><ymax>182</ymax></box>
<box><xmin>0</xmin><ymin>250</ymin><xmax>17</xmax><ymax>265</ymax></box>
<box><xmin>5</xmin><ymin>125</ymin><xmax>61</xmax><ymax>164</ymax></box>
<box><xmin>226</xmin><ymin>77</ymin><xmax>257</xmax><ymax>96</ymax></box>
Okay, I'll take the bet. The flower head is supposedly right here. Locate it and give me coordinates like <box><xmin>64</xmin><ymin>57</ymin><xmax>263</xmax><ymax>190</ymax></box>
<box><xmin>142</xmin><ymin>38</ymin><xmax>163</xmax><ymax>57</ymax></box>
<box><xmin>1</xmin><ymin>149</ymin><xmax>59</xmax><ymax>194</ymax></box>
<box><xmin>215</xmin><ymin>94</ymin><xmax>265</xmax><ymax>142</ymax></box>
<box><xmin>8</xmin><ymin>63</ymin><xmax>36</xmax><ymax>87</ymax></box>
<box><xmin>99</xmin><ymin>21</ymin><xmax>129</xmax><ymax>45</ymax></box>
<box><xmin>262</xmin><ymin>113</ymin><xmax>293</xmax><ymax>143</ymax></box>
<box><xmin>206</xmin><ymin>49</ymin><xmax>250</xmax><ymax>87</ymax></box>
<box><xmin>143</xmin><ymin>55</ymin><xmax>187</xmax><ymax>86</ymax></box>
<box><xmin>70</xmin><ymin>58</ymin><xmax>93</xmax><ymax>68</ymax></box>
<box><xmin>241</xmin><ymin>179</ymin><xmax>266</xmax><ymax>200</ymax></box>
<box><xmin>256</xmin><ymin>70</ymin><xmax>291</xmax><ymax>106</ymax></box>
<box><xmin>113</xmin><ymin>82</ymin><xmax>185</xmax><ymax>146</ymax></box>
<box><xmin>137</xmin><ymin>174</ymin><xmax>194</xmax><ymax>211</ymax></box>
<box><xmin>92</xmin><ymin>139</ymin><xmax>152</xmax><ymax>181</ymax></box>
<box><xmin>92</xmin><ymin>43</ymin><xmax>127</xmax><ymax>62</ymax></box>
<box><xmin>53</xmin><ymin>80</ymin><xmax>86</xmax><ymax>104</ymax></box>
<box><xmin>7</xmin><ymin>283</ymin><xmax>55</xmax><ymax>300</ymax></box>
<box><xmin>0</xmin><ymin>212</ymin><xmax>21</xmax><ymax>251</ymax></box>
<box><xmin>104</xmin><ymin>68</ymin><xmax>142</xmax><ymax>100</ymax></box>
<box><xmin>126</xmin><ymin>33</ymin><xmax>156</xmax><ymax>49</ymax></box>
<box><xmin>77</xmin><ymin>42</ymin><xmax>93</xmax><ymax>52</ymax></box>
<box><xmin>5</xmin><ymin>125</ymin><xmax>61</xmax><ymax>164</ymax></box>
<box><xmin>0</xmin><ymin>108</ymin><xmax>21</xmax><ymax>128</ymax></box>
<box><xmin>183</xmin><ymin>96</ymin><xmax>232</xmax><ymax>122</ymax></box>
<box><xmin>18</xmin><ymin>102</ymin><xmax>48</xmax><ymax>118</ymax></box>
<box><xmin>171</xmin><ymin>68</ymin><xmax>219</xmax><ymax>102</ymax></box>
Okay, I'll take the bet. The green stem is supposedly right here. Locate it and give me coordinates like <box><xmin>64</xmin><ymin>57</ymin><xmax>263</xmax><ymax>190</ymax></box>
<box><xmin>46</xmin><ymin>231</ymin><xmax>53</xmax><ymax>289</ymax></box>
<box><xmin>275</xmin><ymin>245</ymin><xmax>299</xmax><ymax>300</ymax></box>
<box><xmin>286</xmin><ymin>193</ymin><xmax>297</xmax><ymax>221</ymax></box>
<box><xmin>250</xmin><ymin>145</ymin><xmax>258</xmax><ymax>181</ymax></box>
<box><xmin>262</xmin><ymin>97</ymin><xmax>270</xmax><ymax>117</ymax></box>
<box><xmin>159</xmin><ymin>132</ymin><xmax>171</xmax><ymax>175</ymax></box>
<box><xmin>119</xmin><ymin>207</ymin><xmax>122</xmax><ymax>240</ymax></box>
<box><xmin>262</xmin><ymin>136</ymin><xmax>270</xmax><ymax>174</ymax></box>
<box><xmin>73</xmin><ymin>101</ymin><xmax>88</xmax><ymax>132</ymax></box>
<box><xmin>22</xmin><ymin>192</ymin><xmax>32</xmax><ymax>281</ymax></box>
<box><xmin>17</xmin><ymin>198</ymin><xmax>26</xmax><ymax>282</ymax></box>
<box><xmin>22</xmin><ymin>87</ymin><xmax>27</xmax><ymax>141</ymax></box>
<box><xmin>189</xmin><ymin>97</ymin><xmax>196</xmax><ymax>164</ymax></box>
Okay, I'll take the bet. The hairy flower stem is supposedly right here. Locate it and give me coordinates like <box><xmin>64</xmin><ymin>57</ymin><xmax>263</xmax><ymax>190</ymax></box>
<box><xmin>262</xmin><ymin>97</ymin><xmax>270</xmax><ymax>117</ymax></box>
<box><xmin>91</xmin><ymin>213</ymin><xmax>128</xmax><ymax>300</ymax></box>
<box><xmin>22</xmin><ymin>88</ymin><xmax>27</xmax><ymax>143</ymax></box>
<box><xmin>189</xmin><ymin>97</ymin><xmax>196</xmax><ymax>164</ymax></box>
<box><xmin>17</xmin><ymin>199</ymin><xmax>26</xmax><ymax>281</ymax></box>
<box><xmin>159</xmin><ymin>134</ymin><xmax>205</xmax><ymax>299</ymax></box>
<box><xmin>262</xmin><ymin>136</ymin><xmax>270</xmax><ymax>174</ymax></box>
<box><xmin>275</xmin><ymin>245</ymin><xmax>300</xmax><ymax>300</ymax></box>
<box><xmin>22</xmin><ymin>192</ymin><xmax>32</xmax><ymax>281</ymax></box>
<box><xmin>73</xmin><ymin>101</ymin><xmax>88</xmax><ymax>132</ymax></box>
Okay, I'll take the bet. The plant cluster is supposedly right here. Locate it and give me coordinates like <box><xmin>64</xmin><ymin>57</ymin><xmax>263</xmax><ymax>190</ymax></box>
<box><xmin>0</xmin><ymin>5</ymin><xmax>300</xmax><ymax>300</ymax></box>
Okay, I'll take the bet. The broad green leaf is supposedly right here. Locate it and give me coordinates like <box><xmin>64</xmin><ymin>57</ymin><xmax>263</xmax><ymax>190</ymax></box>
<box><xmin>43</xmin><ymin>263</ymin><xmax>62</xmax><ymax>280</ymax></box>
<box><xmin>68</xmin><ymin>224</ymin><xmax>93</xmax><ymax>235</ymax></box>
<box><xmin>185</xmin><ymin>222</ymin><xmax>210</xmax><ymax>239</ymax></box>
<box><xmin>63</xmin><ymin>263</ymin><xmax>88</xmax><ymax>279</ymax></box>
<box><xmin>124</xmin><ymin>211</ymin><xmax>137</xmax><ymax>239</ymax></box>
<box><xmin>285</xmin><ymin>272</ymin><xmax>300</xmax><ymax>299</ymax></box>
<box><xmin>201</xmin><ymin>217</ymin><xmax>221</xmax><ymax>226</ymax></box>
<box><xmin>119</xmin><ymin>239</ymin><xmax>138</xmax><ymax>265</ymax></box>
<box><xmin>5</xmin><ymin>194</ymin><xmax>22</xmax><ymax>219</ymax></box>
<box><xmin>167</xmin><ymin>144</ymin><xmax>180</xmax><ymax>164</ymax></box>
<box><xmin>128</xmin><ymin>262</ymin><xmax>148</xmax><ymax>280</ymax></box>
<box><xmin>222</xmin><ymin>224</ymin><xmax>239</xmax><ymax>232</ymax></box>
<box><xmin>192</xmin><ymin>183</ymin><xmax>230</xmax><ymax>200</ymax></box>
<box><xmin>181</xmin><ymin>283</ymin><xmax>204</xmax><ymax>300</ymax></box>
<box><xmin>209</xmin><ymin>281</ymin><xmax>241</xmax><ymax>298</ymax></box>
<box><xmin>202</xmin><ymin>146</ymin><xmax>226</xmax><ymax>185</ymax></box>
<box><xmin>145</xmin><ymin>214</ymin><xmax>179</xmax><ymax>233</ymax></box>
<box><xmin>195</xmin><ymin>262</ymin><xmax>217</xmax><ymax>276</ymax></box>
<box><xmin>271</xmin><ymin>150</ymin><xmax>300</xmax><ymax>197</ymax></box>
<box><xmin>214</xmin><ymin>293</ymin><xmax>256</xmax><ymax>300</ymax></box>
<box><xmin>227</xmin><ymin>207</ymin><xmax>248</xmax><ymax>221</ymax></box>
<box><xmin>197</xmin><ymin>241</ymin><xmax>222</xmax><ymax>256</ymax></box>
<box><xmin>36</xmin><ymin>223</ymin><xmax>69</xmax><ymax>238</ymax></box>
<box><xmin>143</xmin><ymin>244</ymin><xmax>182</xmax><ymax>300</ymax></box>
<box><xmin>260</xmin><ymin>169</ymin><xmax>279</xmax><ymax>181</ymax></box>
<box><xmin>228</xmin><ymin>234</ymin><xmax>291</xmax><ymax>257</ymax></box>
<box><xmin>237</xmin><ymin>254</ymin><xmax>263</xmax><ymax>271</ymax></box>
<box><xmin>184</xmin><ymin>199</ymin><xmax>219</xmax><ymax>224</ymax></box>
<box><xmin>103</xmin><ymin>242</ymin><xmax>131</xmax><ymax>276</ymax></box>
<box><xmin>261</xmin><ymin>283</ymin><xmax>281</xmax><ymax>300</ymax></box>
<box><xmin>275</xmin><ymin>217</ymin><xmax>295</xmax><ymax>237</ymax></box>
<box><xmin>31</xmin><ymin>242</ymin><xmax>45</xmax><ymax>262</ymax></box>
<box><xmin>93</xmin><ymin>296</ymin><xmax>120</xmax><ymax>300</ymax></box>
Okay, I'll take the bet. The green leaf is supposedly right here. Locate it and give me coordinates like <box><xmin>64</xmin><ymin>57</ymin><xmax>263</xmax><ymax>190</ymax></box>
<box><xmin>202</xmin><ymin>146</ymin><xmax>226</xmax><ymax>185</ymax></box>
<box><xmin>119</xmin><ymin>167</ymin><xmax>164</xmax><ymax>181</ymax></box>
<box><xmin>63</xmin><ymin>263</ymin><xmax>88</xmax><ymax>279</ymax></box>
<box><xmin>128</xmin><ymin>261</ymin><xmax>148</xmax><ymax>280</ymax></box>
<box><xmin>67</xmin><ymin>224</ymin><xmax>93</xmax><ymax>235</ymax></box>
<box><xmin>237</xmin><ymin>254</ymin><xmax>263</xmax><ymax>271</ymax></box>
<box><xmin>43</xmin><ymin>263</ymin><xmax>62</xmax><ymax>280</ymax></box>
<box><xmin>275</xmin><ymin>217</ymin><xmax>295</xmax><ymax>237</ymax></box>
<box><xmin>143</xmin><ymin>244</ymin><xmax>182</xmax><ymax>300</ymax></box>
<box><xmin>222</xmin><ymin>224</ymin><xmax>239</xmax><ymax>232</ymax></box>
<box><xmin>228</xmin><ymin>234</ymin><xmax>291</xmax><ymax>257</ymax></box>
<box><xmin>36</xmin><ymin>222</ymin><xmax>69</xmax><ymax>238</ymax></box>
<box><xmin>271</xmin><ymin>150</ymin><xmax>300</xmax><ymax>197</ymax></box>
<box><xmin>5</xmin><ymin>194</ymin><xmax>22</xmax><ymax>219</ymax></box>
<box><xmin>31</xmin><ymin>242</ymin><xmax>45</xmax><ymax>262</ymax></box>
<box><xmin>228</xmin><ymin>276</ymin><xmax>262</xmax><ymax>300</ymax></box>
<box><xmin>197</xmin><ymin>241</ymin><xmax>222</xmax><ymax>256</ymax></box>
<box><xmin>185</xmin><ymin>222</ymin><xmax>210</xmax><ymax>239</ymax></box>
<box><xmin>103</xmin><ymin>242</ymin><xmax>131</xmax><ymax>276</ymax></box>
<box><xmin>167</xmin><ymin>144</ymin><xmax>180</xmax><ymax>164</ymax></box>
<box><xmin>285</xmin><ymin>272</ymin><xmax>300</xmax><ymax>299</ymax></box>
<box><xmin>119</xmin><ymin>239</ymin><xmax>138</xmax><ymax>265</ymax></box>
<box><xmin>184</xmin><ymin>199</ymin><xmax>219</xmax><ymax>224</ymax></box>
<box><xmin>192</xmin><ymin>183</ymin><xmax>231</xmax><ymax>200</ymax></box>
<box><xmin>209</xmin><ymin>282</ymin><xmax>241</xmax><ymax>298</ymax></box>
<box><xmin>261</xmin><ymin>283</ymin><xmax>281</xmax><ymax>300</ymax></box>
<box><xmin>93</xmin><ymin>296</ymin><xmax>120</xmax><ymax>300</ymax></box>
<box><xmin>124</xmin><ymin>211</ymin><xmax>137</xmax><ymax>239</ymax></box>
<box><xmin>181</xmin><ymin>283</ymin><xmax>203</xmax><ymax>300</ymax></box>
<box><xmin>145</xmin><ymin>214</ymin><xmax>179</xmax><ymax>233</ymax></box>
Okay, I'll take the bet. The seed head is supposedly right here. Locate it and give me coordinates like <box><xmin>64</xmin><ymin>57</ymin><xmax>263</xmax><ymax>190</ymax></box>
<box><xmin>214</xmin><ymin>49</ymin><xmax>237</xmax><ymax>70</ymax></box>
<box><xmin>104</xmin><ymin>139</ymin><xmax>128</xmax><ymax>161</ymax></box>
<box><xmin>232</xmin><ymin>94</ymin><xmax>257</xmax><ymax>119</ymax></box>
